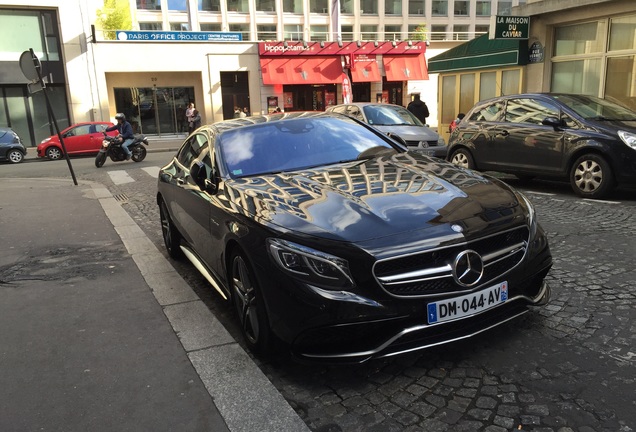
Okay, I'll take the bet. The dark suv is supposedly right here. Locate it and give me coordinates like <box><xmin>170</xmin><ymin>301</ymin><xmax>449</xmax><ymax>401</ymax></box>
<box><xmin>447</xmin><ymin>93</ymin><xmax>636</xmax><ymax>199</ymax></box>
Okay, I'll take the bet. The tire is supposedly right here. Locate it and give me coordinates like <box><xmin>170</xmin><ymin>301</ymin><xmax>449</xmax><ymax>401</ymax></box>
<box><xmin>229</xmin><ymin>249</ymin><xmax>271</xmax><ymax>355</ymax></box>
<box><xmin>95</xmin><ymin>152</ymin><xmax>107</xmax><ymax>168</ymax></box>
<box><xmin>6</xmin><ymin>149</ymin><xmax>24</xmax><ymax>164</ymax></box>
<box><xmin>131</xmin><ymin>145</ymin><xmax>147</xmax><ymax>162</ymax></box>
<box><xmin>159</xmin><ymin>199</ymin><xmax>184</xmax><ymax>260</ymax></box>
<box><xmin>450</xmin><ymin>148</ymin><xmax>475</xmax><ymax>170</ymax></box>
<box><xmin>570</xmin><ymin>153</ymin><xmax>614</xmax><ymax>199</ymax></box>
<box><xmin>46</xmin><ymin>146</ymin><xmax>63</xmax><ymax>160</ymax></box>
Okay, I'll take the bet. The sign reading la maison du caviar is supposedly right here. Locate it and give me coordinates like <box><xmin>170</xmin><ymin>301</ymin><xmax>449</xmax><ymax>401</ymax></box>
<box><xmin>489</xmin><ymin>16</ymin><xmax>530</xmax><ymax>40</ymax></box>
<box><xmin>116</xmin><ymin>31</ymin><xmax>242</xmax><ymax>42</ymax></box>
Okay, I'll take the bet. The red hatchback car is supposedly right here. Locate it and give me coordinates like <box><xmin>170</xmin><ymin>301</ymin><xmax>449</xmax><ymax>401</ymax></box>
<box><xmin>37</xmin><ymin>122</ymin><xmax>118</xmax><ymax>160</ymax></box>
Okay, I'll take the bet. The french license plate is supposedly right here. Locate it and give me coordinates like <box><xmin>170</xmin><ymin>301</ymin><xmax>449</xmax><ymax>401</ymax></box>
<box><xmin>427</xmin><ymin>281</ymin><xmax>508</xmax><ymax>324</ymax></box>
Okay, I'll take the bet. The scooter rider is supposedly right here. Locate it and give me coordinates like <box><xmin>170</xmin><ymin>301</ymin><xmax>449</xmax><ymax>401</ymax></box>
<box><xmin>106</xmin><ymin>113</ymin><xmax>134</xmax><ymax>160</ymax></box>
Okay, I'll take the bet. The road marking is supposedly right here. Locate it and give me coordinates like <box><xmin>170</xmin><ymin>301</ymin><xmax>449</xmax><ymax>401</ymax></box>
<box><xmin>142</xmin><ymin>166</ymin><xmax>160</xmax><ymax>178</ymax></box>
<box><xmin>108</xmin><ymin>170</ymin><xmax>135</xmax><ymax>185</ymax></box>
<box><xmin>525</xmin><ymin>191</ymin><xmax>556</xmax><ymax>196</ymax></box>
<box><xmin>582</xmin><ymin>198</ymin><xmax>620</xmax><ymax>205</ymax></box>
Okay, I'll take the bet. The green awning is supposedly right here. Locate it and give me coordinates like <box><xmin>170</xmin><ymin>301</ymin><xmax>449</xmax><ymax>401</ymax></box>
<box><xmin>428</xmin><ymin>34</ymin><xmax>528</xmax><ymax>73</ymax></box>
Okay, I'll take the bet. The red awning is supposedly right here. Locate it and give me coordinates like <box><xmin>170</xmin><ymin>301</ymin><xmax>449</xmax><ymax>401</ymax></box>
<box><xmin>260</xmin><ymin>57</ymin><xmax>343</xmax><ymax>85</ymax></box>
<box><xmin>382</xmin><ymin>54</ymin><xmax>429</xmax><ymax>81</ymax></box>
<box><xmin>350</xmin><ymin>55</ymin><xmax>381</xmax><ymax>82</ymax></box>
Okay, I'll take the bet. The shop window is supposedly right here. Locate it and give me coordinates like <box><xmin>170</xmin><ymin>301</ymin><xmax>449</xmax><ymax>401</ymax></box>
<box><xmin>459</xmin><ymin>74</ymin><xmax>475</xmax><ymax>115</ymax></box>
<box><xmin>551</xmin><ymin>59</ymin><xmax>601</xmax><ymax>95</ymax></box>
<box><xmin>137</xmin><ymin>0</ymin><xmax>161</xmax><ymax>10</ymax></box>
<box><xmin>554</xmin><ymin>21</ymin><xmax>605</xmax><ymax>56</ymax></box>
<box><xmin>479</xmin><ymin>72</ymin><xmax>496</xmax><ymax>101</ymax></box>
<box><xmin>501</xmin><ymin>69</ymin><xmax>521</xmax><ymax>95</ymax></box>
<box><xmin>441</xmin><ymin>75</ymin><xmax>456</xmax><ymax>126</ymax></box>
<box><xmin>432</xmin><ymin>0</ymin><xmax>447</xmax><ymax>16</ymax></box>
<box><xmin>609</xmin><ymin>15</ymin><xmax>636</xmax><ymax>51</ymax></box>
<box><xmin>361</xmin><ymin>0</ymin><xmax>378</xmax><ymax>15</ymax></box>
<box><xmin>385</xmin><ymin>0</ymin><xmax>402</xmax><ymax>15</ymax></box>
<box><xmin>200</xmin><ymin>0</ymin><xmax>221</xmax><ymax>12</ymax></box>
<box><xmin>408</xmin><ymin>1</ymin><xmax>426</xmax><ymax>16</ymax></box>
<box><xmin>605</xmin><ymin>56</ymin><xmax>636</xmax><ymax>111</ymax></box>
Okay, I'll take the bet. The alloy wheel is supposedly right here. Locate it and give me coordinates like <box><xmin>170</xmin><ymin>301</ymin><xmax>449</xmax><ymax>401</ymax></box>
<box><xmin>232</xmin><ymin>255</ymin><xmax>260</xmax><ymax>345</ymax></box>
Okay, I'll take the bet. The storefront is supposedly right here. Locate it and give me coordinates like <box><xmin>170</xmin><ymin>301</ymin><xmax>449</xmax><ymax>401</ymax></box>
<box><xmin>258</xmin><ymin>41</ymin><xmax>429</xmax><ymax>111</ymax></box>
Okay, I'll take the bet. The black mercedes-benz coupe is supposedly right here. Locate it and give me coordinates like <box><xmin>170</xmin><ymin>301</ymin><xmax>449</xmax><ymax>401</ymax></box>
<box><xmin>157</xmin><ymin>112</ymin><xmax>552</xmax><ymax>363</ymax></box>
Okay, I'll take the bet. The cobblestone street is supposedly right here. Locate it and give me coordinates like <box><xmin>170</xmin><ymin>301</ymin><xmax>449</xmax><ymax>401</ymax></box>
<box><xmin>114</xmin><ymin>171</ymin><xmax>635</xmax><ymax>432</ymax></box>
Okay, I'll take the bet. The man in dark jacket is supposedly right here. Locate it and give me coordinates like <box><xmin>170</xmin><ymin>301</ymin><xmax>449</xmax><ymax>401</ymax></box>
<box><xmin>106</xmin><ymin>113</ymin><xmax>135</xmax><ymax>160</ymax></box>
<box><xmin>407</xmin><ymin>94</ymin><xmax>430</xmax><ymax>124</ymax></box>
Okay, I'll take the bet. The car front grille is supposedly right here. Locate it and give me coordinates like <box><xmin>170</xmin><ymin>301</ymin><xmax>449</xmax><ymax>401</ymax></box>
<box><xmin>373</xmin><ymin>226</ymin><xmax>529</xmax><ymax>298</ymax></box>
<box><xmin>405</xmin><ymin>140</ymin><xmax>439</xmax><ymax>148</ymax></box>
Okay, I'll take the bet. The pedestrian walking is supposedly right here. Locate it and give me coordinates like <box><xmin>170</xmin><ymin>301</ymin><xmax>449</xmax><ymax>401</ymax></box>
<box><xmin>407</xmin><ymin>94</ymin><xmax>430</xmax><ymax>124</ymax></box>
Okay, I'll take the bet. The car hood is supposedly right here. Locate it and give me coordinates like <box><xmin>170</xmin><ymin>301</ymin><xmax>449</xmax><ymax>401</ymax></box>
<box><xmin>586</xmin><ymin>118</ymin><xmax>636</xmax><ymax>134</ymax></box>
<box><xmin>225</xmin><ymin>152</ymin><xmax>524</xmax><ymax>243</ymax></box>
<box><xmin>372</xmin><ymin>125</ymin><xmax>440</xmax><ymax>142</ymax></box>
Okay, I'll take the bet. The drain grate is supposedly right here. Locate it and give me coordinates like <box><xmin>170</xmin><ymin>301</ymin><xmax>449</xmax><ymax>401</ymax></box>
<box><xmin>114</xmin><ymin>193</ymin><xmax>129</xmax><ymax>203</ymax></box>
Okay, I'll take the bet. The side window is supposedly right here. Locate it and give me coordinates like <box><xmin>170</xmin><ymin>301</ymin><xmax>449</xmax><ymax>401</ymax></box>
<box><xmin>177</xmin><ymin>132</ymin><xmax>211</xmax><ymax>171</ymax></box>
<box><xmin>95</xmin><ymin>124</ymin><xmax>108</xmax><ymax>133</ymax></box>
<box><xmin>74</xmin><ymin>125</ymin><xmax>92</xmax><ymax>135</ymax></box>
<box><xmin>331</xmin><ymin>106</ymin><xmax>347</xmax><ymax>114</ymax></box>
<box><xmin>469</xmin><ymin>101</ymin><xmax>504</xmax><ymax>122</ymax></box>
<box><xmin>505</xmin><ymin>98</ymin><xmax>559</xmax><ymax>125</ymax></box>
<box><xmin>347</xmin><ymin>106</ymin><xmax>364</xmax><ymax>121</ymax></box>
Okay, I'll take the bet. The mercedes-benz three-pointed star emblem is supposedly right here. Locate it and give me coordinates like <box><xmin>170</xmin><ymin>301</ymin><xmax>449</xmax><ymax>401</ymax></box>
<box><xmin>452</xmin><ymin>250</ymin><xmax>484</xmax><ymax>287</ymax></box>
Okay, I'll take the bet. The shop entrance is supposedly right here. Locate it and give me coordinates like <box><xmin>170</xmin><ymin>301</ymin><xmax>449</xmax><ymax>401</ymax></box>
<box><xmin>282</xmin><ymin>84</ymin><xmax>337</xmax><ymax>111</ymax></box>
<box><xmin>352</xmin><ymin>82</ymin><xmax>371</xmax><ymax>102</ymax></box>
<box><xmin>382</xmin><ymin>78</ymin><xmax>404</xmax><ymax>106</ymax></box>
<box><xmin>113</xmin><ymin>87</ymin><xmax>195</xmax><ymax>135</ymax></box>
<box><xmin>220</xmin><ymin>72</ymin><xmax>250</xmax><ymax>119</ymax></box>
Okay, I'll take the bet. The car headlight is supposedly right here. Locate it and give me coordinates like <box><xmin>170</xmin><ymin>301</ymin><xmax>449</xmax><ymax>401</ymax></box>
<box><xmin>516</xmin><ymin>191</ymin><xmax>537</xmax><ymax>237</ymax></box>
<box><xmin>268</xmin><ymin>238</ymin><xmax>354</xmax><ymax>288</ymax></box>
<box><xmin>437</xmin><ymin>136</ymin><xmax>446</xmax><ymax>146</ymax></box>
<box><xmin>618</xmin><ymin>130</ymin><xmax>636</xmax><ymax>150</ymax></box>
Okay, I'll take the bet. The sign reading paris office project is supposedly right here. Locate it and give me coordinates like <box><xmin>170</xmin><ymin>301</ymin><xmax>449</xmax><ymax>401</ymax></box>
<box><xmin>489</xmin><ymin>15</ymin><xmax>530</xmax><ymax>40</ymax></box>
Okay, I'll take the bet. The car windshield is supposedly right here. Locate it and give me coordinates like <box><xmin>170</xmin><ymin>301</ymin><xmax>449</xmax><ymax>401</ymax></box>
<box><xmin>554</xmin><ymin>94</ymin><xmax>636</xmax><ymax>121</ymax></box>
<box><xmin>363</xmin><ymin>105</ymin><xmax>424</xmax><ymax>126</ymax></box>
<box><xmin>218</xmin><ymin>115</ymin><xmax>398</xmax><ymax>178</ymax></box>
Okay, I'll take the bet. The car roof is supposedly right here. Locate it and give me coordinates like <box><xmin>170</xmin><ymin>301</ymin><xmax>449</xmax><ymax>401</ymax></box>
<box><xmin>208</xmin><ymin>111</ymin><xmax>351</xmax><ymax>134</ymax></box>
<box><xmin>328</xmin><ymin>102</ymin><xmax>405</xmax><ymax>109</ymax></box>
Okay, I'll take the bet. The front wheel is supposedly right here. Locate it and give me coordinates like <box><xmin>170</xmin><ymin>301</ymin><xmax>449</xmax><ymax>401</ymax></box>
<box><xmin>159</xmin><ymin>199</ymin><xmax>183</xmax><ymax>260</ymax></box>
<box><xmin>450</xmin><ymin>148</ymin><xmax>475</xmax><ymax>170</ymax></box>
<box><xmin>570</xmin><ymin>153</ymin><xmax>614</xmax><ymax>199</ymax></box>
<box><xmin>131</xmin><ymin>145</ymin><xmax>147</xmax><ymax>162</ymax></box>
<box><xmin>46</xmin><ymin>146</ymin><xmax>62</xmax><ymax>160</ymax></box>
<box><xmin>95</xmin><ymin>152</ymin><xmax>107</xmax><ymax>168</ymax></box>
<box><xmin>7</xmin><ymin>149</ymin><xmax>24</xmax><ymax>164</ymax></box>
<box><xmin>230</xmin><ymin>249</ymin><xmax>271</xmax><ymax>355</ymax></box>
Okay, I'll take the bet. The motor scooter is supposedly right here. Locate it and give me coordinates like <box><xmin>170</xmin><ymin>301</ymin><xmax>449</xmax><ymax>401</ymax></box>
<box><xmin>95</xmin><ymin>132</ymin><xmax>149</xmax><ymax>167</ymax></box>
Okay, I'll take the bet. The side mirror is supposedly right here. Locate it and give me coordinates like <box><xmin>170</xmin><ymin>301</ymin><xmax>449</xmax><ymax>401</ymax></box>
<box><xmin>386</xmin><ymin>132</ymin><xmax>407</xmax><ymax>147</ymax></box>
<box><xmin>190</xmin><ymin>162</ymin><xmax>217</xmax><ymax>193</ymax></box>
<box><xmin>541</xmin><ymin>117</ymin><xmax>563</xmax><ymax>129</ymax></box>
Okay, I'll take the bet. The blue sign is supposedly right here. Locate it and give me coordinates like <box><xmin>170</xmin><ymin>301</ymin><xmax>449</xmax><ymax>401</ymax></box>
<box><xmin>116</xmin><ymin>31</ymin><xmax>242</xmax><ymax>42</ymax></box>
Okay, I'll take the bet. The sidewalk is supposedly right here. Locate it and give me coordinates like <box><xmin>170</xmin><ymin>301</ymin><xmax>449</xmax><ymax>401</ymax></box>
<box><xmin>0</xmin><ymin>178</ymin><xmax>309</xmax><ymax>432</ymax></box>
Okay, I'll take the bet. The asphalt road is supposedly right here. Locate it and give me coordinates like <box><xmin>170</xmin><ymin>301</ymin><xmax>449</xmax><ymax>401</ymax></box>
<box><xmin>2</xmin><ymin>154</ymin><xmax>635</xmax><ymax>432</ymax></box>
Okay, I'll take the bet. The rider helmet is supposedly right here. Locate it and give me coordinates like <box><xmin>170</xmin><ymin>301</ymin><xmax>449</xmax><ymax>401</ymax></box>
<box><xmin>115</xmin><ymin>113</ymin><xmax>126</xmax><ymax>121</ymax></box>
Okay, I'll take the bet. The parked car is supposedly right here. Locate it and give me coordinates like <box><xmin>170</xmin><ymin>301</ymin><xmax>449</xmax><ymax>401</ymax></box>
<box><xmin>326</xmin><ymin>102</ymin><xmax>448</xmax><ymax>158</ymax></box>
<box><xmin>37</xmin><ymin>122</ymin><xmax>118</xmax><ymax>160</ymax></box>
<box><xmin>447</xmin><ymin>93</ymin><xmax>636</xmax><ymax>199</ymax></box>
<box><xmin>157</xmin><ymin>112</ymin><xmax>552</xmax><ymax>362</ymax></box>
<box><xmin>0</xmin><ymin>127</ymin><xmax>26</xmax><ymax>164</ymax></box>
